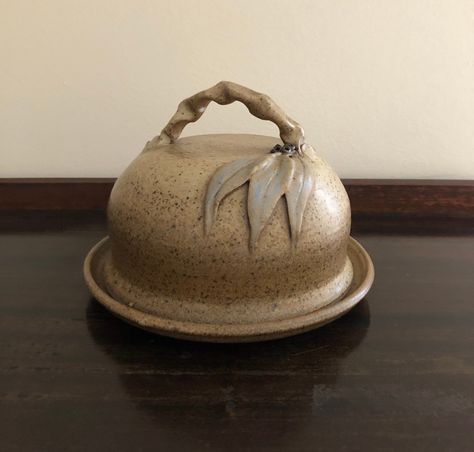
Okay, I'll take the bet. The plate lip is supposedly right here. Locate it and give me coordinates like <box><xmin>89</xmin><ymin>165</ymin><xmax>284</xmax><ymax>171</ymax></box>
<box><xmin>83</xmin><ymin>236</ymin><xmax>374</xmax><ymax>342</ymax></box>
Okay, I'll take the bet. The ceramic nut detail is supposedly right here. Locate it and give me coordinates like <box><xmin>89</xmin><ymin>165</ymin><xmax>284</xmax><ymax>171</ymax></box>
<box><xmin>83</xmin><ymin>81</ymin><xmax>375</xmax><ymax>342</ymax></box>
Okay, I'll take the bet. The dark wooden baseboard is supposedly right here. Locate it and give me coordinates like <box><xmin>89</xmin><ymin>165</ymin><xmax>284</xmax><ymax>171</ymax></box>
<box><xmin>0</xmin><ymin>178</ymin><xmax>114</xmax><ymax>211</ymax></box>
<box><xmin>344</xmin><ymin>179</ymin><xmax>474</xmax><ymax>218</ymax></box>
<box><xmin>0</xmin><ymin>178</ymin><xmax>473</xmax><ymax>218</ymax></box>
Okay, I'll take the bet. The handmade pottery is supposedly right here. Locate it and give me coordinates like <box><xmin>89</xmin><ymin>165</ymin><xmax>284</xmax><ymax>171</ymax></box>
<box><xmin>84</xmin><ymin>81</ymin><xmax>374</xmax><ymax>342</ymax></box>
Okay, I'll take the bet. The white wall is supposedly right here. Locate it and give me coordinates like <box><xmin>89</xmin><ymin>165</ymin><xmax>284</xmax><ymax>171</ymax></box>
<box><xmin>1</xmin><ymin>0</ymin><xmax>473</xmax><ymax>178</ymax></box>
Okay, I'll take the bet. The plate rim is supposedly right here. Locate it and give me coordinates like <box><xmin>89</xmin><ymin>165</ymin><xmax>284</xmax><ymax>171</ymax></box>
<box><xmin>83</xmin><ymin>236</ymin><xmax>374</xmax><ymax>342</ymax></box>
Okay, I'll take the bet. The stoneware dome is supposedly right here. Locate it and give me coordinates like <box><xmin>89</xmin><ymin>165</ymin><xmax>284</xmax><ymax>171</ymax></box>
<box><xmin>84</xmin><ymin>81</ymin><xmax>374</xmax><ymax>342</ymax></box>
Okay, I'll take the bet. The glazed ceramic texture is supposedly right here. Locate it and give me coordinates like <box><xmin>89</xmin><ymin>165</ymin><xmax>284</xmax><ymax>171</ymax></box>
<box><xmin>152</xmin><ymin>81</ymin><xmax>305</xmax><ymax>149</ymax></box>
<box><xmin>84</xmin><ymin>236</ymin><xmax>371</xmax><ymax>342</ymax></box>
<box><xmin>82</xmin><ymin>81</ymin><xmax>373</xmax><ymax>339</ymax></box>
<box><xmin>105</xmin><ymin>133</ymin><xmax>352</xmax><ymax>325</ymax></box>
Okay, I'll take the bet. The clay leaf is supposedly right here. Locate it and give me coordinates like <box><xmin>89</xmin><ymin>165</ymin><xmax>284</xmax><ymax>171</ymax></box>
<box><xmin>204</xmin><ymin>155</ymin><xmax>275</xmax><ymax>234</ymax></box>
<box><xmin>285</xmin><ymin>157</ymin><xmax>315</xmax><ymax>247</ymax></box>
<box><xmin>248</xmin><ymin>155</ymin><xmax>295</xmax><ymax>250</ymax></box>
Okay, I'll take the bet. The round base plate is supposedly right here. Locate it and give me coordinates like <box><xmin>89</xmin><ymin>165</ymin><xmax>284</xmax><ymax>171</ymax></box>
<box><xmin>84</xmin><ymin>237</ymin><xmax>374</xmax><ymax>343</ymax></box>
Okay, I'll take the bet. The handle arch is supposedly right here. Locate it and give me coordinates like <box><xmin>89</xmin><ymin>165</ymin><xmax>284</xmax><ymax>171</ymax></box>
<box><xmin>151</xmin><ymin>81</ymin><xmax>305</xmax><ymax>150</ymax></box>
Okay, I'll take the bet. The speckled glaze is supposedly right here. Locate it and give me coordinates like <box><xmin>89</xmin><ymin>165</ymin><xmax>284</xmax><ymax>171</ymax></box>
<box><xmin>106</xmin><ymin>133</ymin><xmax>352</xmax><ymax>324</ymax></box>
<box><xmin>84</xmin><ymin>236</ymin><xmax>373</xmax><ymax>342</ymax></box>
<box><xmin>84</xmin><ymin>82</ymin><xmax>374</xmax><ymax>341</ymax></box>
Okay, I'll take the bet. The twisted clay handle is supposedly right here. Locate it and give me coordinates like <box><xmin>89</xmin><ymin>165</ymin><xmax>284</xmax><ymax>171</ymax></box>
<box><xmin>152</xmin><ymin>81</ymin><xmax>305</xmax><ymax>150</ymax></box>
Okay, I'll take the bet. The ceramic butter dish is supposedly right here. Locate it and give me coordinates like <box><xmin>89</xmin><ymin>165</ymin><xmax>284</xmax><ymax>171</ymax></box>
<box><xmin>84</xmin><ymin>81</ymin><xmax>374</xmax><ymax>342</ymax></box>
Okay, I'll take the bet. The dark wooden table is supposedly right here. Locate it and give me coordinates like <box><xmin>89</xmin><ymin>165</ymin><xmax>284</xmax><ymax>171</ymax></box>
<box><xmin>1</xmin><ymin>212</ymin><xmax>473</xmax><ymax>452</ymax></box>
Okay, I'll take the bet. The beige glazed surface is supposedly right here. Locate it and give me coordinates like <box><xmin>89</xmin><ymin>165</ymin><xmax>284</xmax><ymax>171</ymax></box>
<box><xmin>84</xmin><ymin>236</ymin><xmax>373</xmax><ymax>342</ymax></box>
<box><xmin>84</xmin><ymin>81</ymin><xmax>374</xmax><ymax>342</ymax></box>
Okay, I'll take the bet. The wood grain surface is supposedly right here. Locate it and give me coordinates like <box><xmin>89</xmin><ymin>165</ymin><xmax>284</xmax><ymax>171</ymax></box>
<box><xmin>0</xmin><ymin>212</ymin><xmax>473</xmax><ymax>451</ymax></box>
<box><xmin>1</xmin><ymin>179</ymin><xmax>473</xmax><ymax>219</ymax></box>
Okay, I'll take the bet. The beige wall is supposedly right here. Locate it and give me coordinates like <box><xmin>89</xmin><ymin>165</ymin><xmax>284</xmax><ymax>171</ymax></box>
<box><xmin>1</xmin><ymin>0</ymin><xmax>473</xmax><ymax>178</ymax></box>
